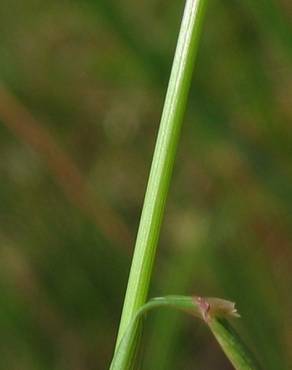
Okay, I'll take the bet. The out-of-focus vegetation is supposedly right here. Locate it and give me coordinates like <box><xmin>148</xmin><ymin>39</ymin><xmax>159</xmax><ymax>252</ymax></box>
<box><xmin>0</xmin><ymin>1</ymin><xmax>291</xmax><ymax>369</ymax></box>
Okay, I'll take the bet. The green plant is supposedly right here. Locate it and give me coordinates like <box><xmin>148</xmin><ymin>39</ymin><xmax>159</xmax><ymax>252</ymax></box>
<box><xmin>110</xmin><ymin>0</ymin><xmax>262</xmax><ymax>369</ymax></box>
<box><xmin>111</xmin><ymin>296</ymin><xmax>261</xmax><ymax>370</ymax></box>
<box><xmin>115</xmin><ymin>0</ymin><xmax>207</xmax><ymax>346</ymax></box>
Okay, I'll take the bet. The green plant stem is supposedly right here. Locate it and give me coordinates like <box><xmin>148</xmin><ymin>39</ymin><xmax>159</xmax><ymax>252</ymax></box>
<box><xmin>114</xmin><ymin>0</ymin><xmax>207</xmax><ymax>350</ymax></box>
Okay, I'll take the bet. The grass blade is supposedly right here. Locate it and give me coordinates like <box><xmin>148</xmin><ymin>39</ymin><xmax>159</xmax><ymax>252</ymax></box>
<box><xmin>208</xmin><ymin>318</ymin><xmax>262</xmax><ymax>370</ymax></box>
<box><xmin>110</xmin><ymin>295</ymin><xmax>261</xmax><ymax>370</ymax></box>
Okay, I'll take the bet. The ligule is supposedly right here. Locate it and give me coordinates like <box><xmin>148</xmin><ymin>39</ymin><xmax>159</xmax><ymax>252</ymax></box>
<box><xmin>111</xmin><ymin>295</ymin><xmax>261</xmax><ymax>370</ymax></box>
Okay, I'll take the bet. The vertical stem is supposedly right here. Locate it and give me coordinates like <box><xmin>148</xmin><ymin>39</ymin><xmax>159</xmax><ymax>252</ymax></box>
<box><xmin>115</xmin><ymin>0</ymin><xmax>207</xmax><ymax>349</ymax></box>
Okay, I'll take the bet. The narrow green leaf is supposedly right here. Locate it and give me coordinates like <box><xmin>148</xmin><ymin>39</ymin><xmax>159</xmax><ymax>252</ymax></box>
<box><xmin>110</xmin><ymin>296</ymin><xmax>198</xmax><ymax>370</ymax></box>
<box><xmin>110</xmin><ymin>295</ymin><xmax>261</xmax><ymax>370</ymax></box>
<box><xmin>208</xmin><ymin>318</ymin><xmax>262</xmax><ymax>370</ymax></box>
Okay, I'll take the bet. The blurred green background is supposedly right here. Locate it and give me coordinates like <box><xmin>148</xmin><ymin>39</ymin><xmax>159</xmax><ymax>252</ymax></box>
<box><xmin>0</xmin><ymin>0</ymin><xmax>291</xmax><ymax>369</ymax></box>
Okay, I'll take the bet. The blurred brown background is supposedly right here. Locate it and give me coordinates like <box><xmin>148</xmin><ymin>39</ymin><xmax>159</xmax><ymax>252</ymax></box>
<box><xmin>0</xmin><ymin>0</ymin><xmax>291</xmax><ymax>369</ymax></box>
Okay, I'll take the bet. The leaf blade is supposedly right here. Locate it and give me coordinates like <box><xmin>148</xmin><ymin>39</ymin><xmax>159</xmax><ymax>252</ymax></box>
<box><xmin>110</xmin><ymin>295</ymin><xmax>261</xmax><ymax>370</ymax></box>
